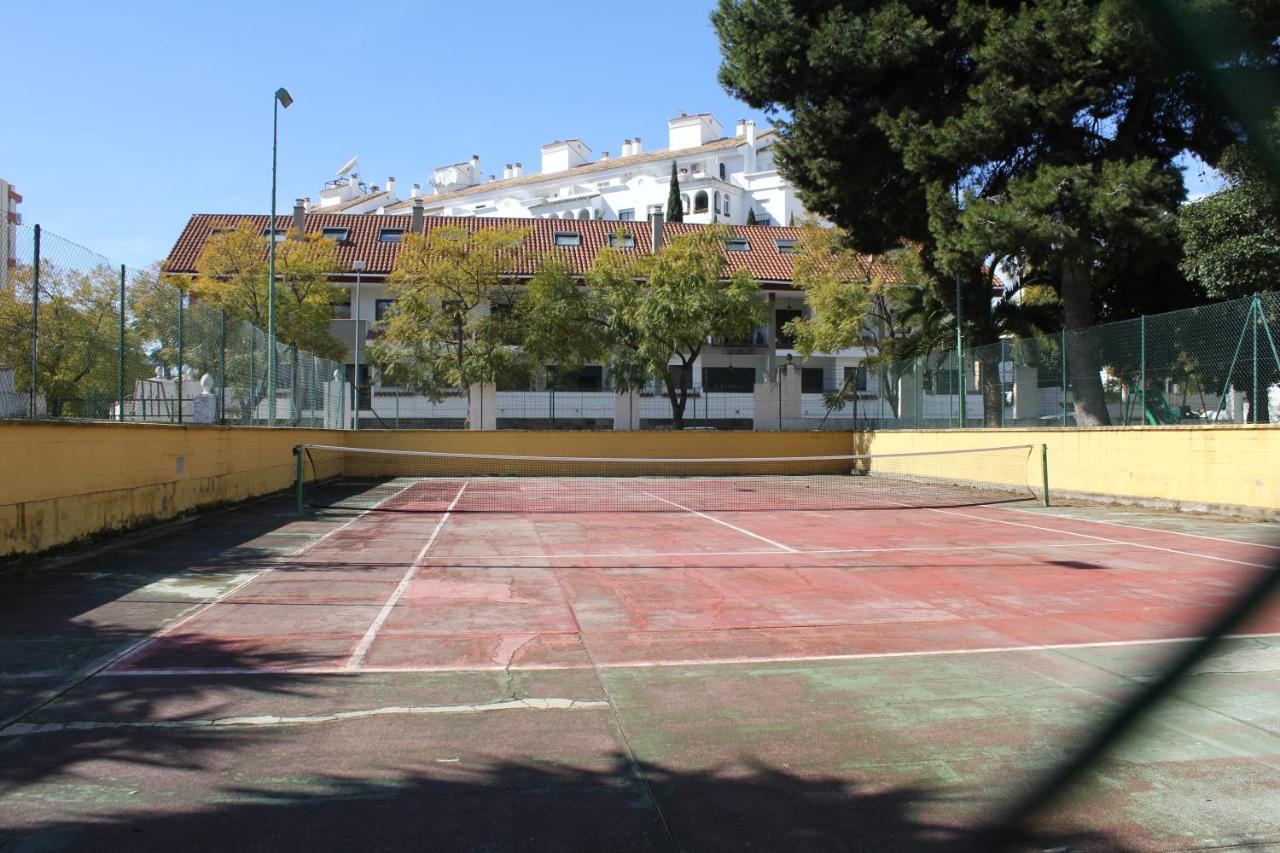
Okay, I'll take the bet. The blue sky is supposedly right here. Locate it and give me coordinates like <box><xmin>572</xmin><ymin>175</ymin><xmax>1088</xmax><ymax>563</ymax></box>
<box><xmin>5</xmin><ymin>1</ymin><xmax>1222</xmax><ymax>270</ymax></box>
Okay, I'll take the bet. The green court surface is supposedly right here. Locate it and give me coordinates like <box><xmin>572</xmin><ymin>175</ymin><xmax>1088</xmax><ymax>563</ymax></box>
<box><xmin>0</xmin><ymin>496</ymin><xmax>1277</xmax><ymax>851</ymax></box>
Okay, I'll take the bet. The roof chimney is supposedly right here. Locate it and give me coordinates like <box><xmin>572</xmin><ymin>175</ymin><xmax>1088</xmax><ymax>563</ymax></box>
<box><xmin>503</xmin><ymin>164</ymin><xmax>513</xmax><ymax>179</ymax></box>
<box><xmin>386</xmin><ymin>176</ymin><xmax>397</xmax><ymax>199</ymax></box>
<box><xmin>632</xmin><ymin>137</ymin><xmax>642</xmax><ymax>154</ymax></box>
<box><xmin>513</xmin><ymin>162</ymin><xmax>523</xmax><ymax>177</ymax></box>
<box><xmin>649</xmin><ymin>210</ymin><xmax>664</xmax><ymax>254</ymax></box>
<box><xmin>600</xmin><ymin>151</ymin><xmax>609</xmax><ymax>161</ymax></box>
<box><xmin>410</xmin><ymin>183</ymin><xmax>421</xmax><ymax>198</ymax></box>
<box><xmin>292</xmin><ymin>199</ymin><xmax>305</xmax><ymax>237</ymax></box>
<box><xmin>469</xmin><ymin>154</ymin><xmax>480</xmax><ymax>175</ymax></box>
<box><xmin>735</xmin><ymin>119</ymin><xmax>746</xmax><ymax>137</ymax></box>
<box><xmin>411</xmin><ymin>198</ymin><xmax>424</xmax><ymax>233</ymax></box>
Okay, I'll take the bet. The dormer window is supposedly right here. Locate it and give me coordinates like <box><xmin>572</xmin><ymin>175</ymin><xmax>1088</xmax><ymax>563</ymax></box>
<box><xmin>260</xmin><ymin>228</ymin><xmax>288</xmax><ymax>242</ymax></box>
<box><xmin>554</xmin><ymin>232</ymin><xmax>581</xmax><ymax>247</ymax></box>
<box><xmin>321</xmin><ymin>227</ymin><xmax>349</xmax><ymax>242</ymax></box>
<box><xmin>775</xmin><ymin>239</ymin><xmax>797</xmax><ymax>254</ymax></box>
<box><xmin>726</xmin><ymin>237</ymin><xmax>750</xmax><ymax>252</ymax></box>
<box><xmin>607</xmin><ymin>232</ymin><xmax>635</xmax><ymax>248</ymax></box>
<box><xmin>378</xmin><ymin>228</ymin><xmax>405</xmax><ymax>243</ymax></box>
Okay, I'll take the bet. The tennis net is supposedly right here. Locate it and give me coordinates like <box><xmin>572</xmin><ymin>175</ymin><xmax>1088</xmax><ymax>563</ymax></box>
<box><xmin>296</xmin><ymin>443</ymin><xmax>1042</xmax><ymax>513</ymax></box>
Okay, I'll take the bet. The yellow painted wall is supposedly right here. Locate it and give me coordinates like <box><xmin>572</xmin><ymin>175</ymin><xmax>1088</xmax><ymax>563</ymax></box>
<box><xmin>0</xmin><ymin>422</ymin><xmax>341</xmax><ymax>557</ymax></box>
<box><xmin>3</xmin><ymin>421</ymin><xmax>1277</xmax><ymax>558</ymax></box>
<box><xmin>865</xmin><ymin>425</ymin><xmax>1280</xmax><ymax>516</ymax></box>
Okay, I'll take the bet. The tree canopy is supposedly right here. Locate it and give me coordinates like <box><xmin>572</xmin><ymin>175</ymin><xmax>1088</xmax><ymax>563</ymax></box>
<box><xmin>369</xmin><ymin>225</ymin><xmax>527</xmax><ymax>403</ymax></box>
<box><xmin>713</xmin><ymin>0</ymin><xmax>1280</xmax><ymax>424</ymax></box>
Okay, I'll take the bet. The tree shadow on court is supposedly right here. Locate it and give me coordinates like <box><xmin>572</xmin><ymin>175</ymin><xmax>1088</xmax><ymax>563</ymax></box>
<box><xmin>0</xmin><ymin>751</ymin><xmax>1138</xmax><ymax>852</ymax></box>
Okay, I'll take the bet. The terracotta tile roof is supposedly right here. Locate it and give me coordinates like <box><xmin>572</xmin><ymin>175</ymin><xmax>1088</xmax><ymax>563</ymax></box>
<box><xmin>382</xmin><ymin>131</ymin><xmax>777</xmax><ymax>212</ymax></box>
<box><xmin>165</xmin><ymin>213</ymin><xmax>890</xmax><ymax>287</ymax></box>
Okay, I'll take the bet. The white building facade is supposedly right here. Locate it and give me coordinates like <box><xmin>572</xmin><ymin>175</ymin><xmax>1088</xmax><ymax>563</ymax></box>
<box><xmin>304</xmin><ymin>113</ymin><xmax>806</xmax><ymax>229</ymax></box>
<box><xmin>0</xmin><ymin>178</ymin><xmax>22</xmax><ymax>289</ymax></box>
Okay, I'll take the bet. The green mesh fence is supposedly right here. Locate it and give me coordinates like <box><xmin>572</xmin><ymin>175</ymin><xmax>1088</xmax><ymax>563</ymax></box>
<box><xmin>2</xmin><ymin>224</ymin><xmax>345</xmax><ymax>426</ymax></box>
<box><xmin>867</xmin><ymin>292</ymin><xmax>1280</xmax><ymax>429</ymax></box>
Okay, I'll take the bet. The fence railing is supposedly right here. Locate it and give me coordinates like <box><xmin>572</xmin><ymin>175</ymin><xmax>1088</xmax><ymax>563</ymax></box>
<box><xmin>1</xmin><ymin>223</ymin><xmax>345</xmax><ymax>427</ymax></box>
<box><xmin>829</xmin><ymin>291</ymin><xmax>1280</xmax><ymax>429</ymax></box>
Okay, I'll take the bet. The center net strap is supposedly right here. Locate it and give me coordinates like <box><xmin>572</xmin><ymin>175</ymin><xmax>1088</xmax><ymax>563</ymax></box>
<box><xmin>299</xmin><ymin>444</ymin><xmax>1039</xmax><ymax>513</ymax></box>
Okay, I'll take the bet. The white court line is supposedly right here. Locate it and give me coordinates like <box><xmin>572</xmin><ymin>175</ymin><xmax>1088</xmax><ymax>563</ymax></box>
<box><xmin>97</xmin><ymin>631</ymin><xmax>1280</xmax><ymax>677</ymax></box>
<box><xmin>639</xmin><ymin>491</ymin><xmax>797</xmax><ymax>552</ymax></box>
<box><xmin>425</xmin><ymin>541</ymin><xmax>1114</xmax><ymax>563</ymax></box>
<box><xmin>996</xmin><ymin>504</ymin><xmax>1280</xmax><ymax>551</ymax></box>
<box><xmin>112</xmin><ymin>479</ymin><xmax>423</xmax><ymax>667</ymax></box>
<box><xmin>926</xmin><ymin>506</ymin><xmax>1275</xmax><ymax>570</ymax></box>
<box><xmin>344</xmin><ymin>481</ymin><xmax>470</xmax><ymax>671</ymax></box>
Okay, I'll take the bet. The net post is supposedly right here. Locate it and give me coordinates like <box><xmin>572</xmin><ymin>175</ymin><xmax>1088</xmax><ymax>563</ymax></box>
<box><xmin>294</xmin><ymin>445</ymin><xmax>305</xmax><ymax>515</ymax></box>
<box><xmin>118</xmin><ymin>264</ymin><xmax>126</xmax><ymax>422</ymax></box>
<box><xmin>30</xmin><ymin>224</ymin><xmax>40</xmax><ymax>420</ymax></box>
<box><xmin>1041</xmin><ymin>443</ymin><xmax>1051</xmax><ymax>507</ymax></box>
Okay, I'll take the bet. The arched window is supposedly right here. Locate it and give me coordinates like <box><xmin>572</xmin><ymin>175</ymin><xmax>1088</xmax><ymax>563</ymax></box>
<box><xmin>577</xmin><ymin>209</ymin><xmax>590</xmax><ymax>220</ymax></box>
<box><xmin>694</xmin><ymin>191</ymin><xmax>709</xmax><ymax>213</ymax></box>
<box><xmin>713</xmin><ymin>191</ymin><xmax>720</xmax><ymax>214</ymax></box>
<box><xmin>723</xmin><ymin>195</ymin><xmax>730</xmax><ymax>216</ymax></box>
<box><xmin>719</xmin><ymin>163</ymin><xmax>726</xmax><ymax>180</ymax></box>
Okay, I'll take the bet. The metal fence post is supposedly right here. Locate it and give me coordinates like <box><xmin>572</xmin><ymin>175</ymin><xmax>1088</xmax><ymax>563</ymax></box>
<box><xmin>29</xmin><ymin>225</ymin><xmax>40</xmax><ymax>419</ymax></box>
<box><xmin>219</xmin><ymin>310</ymin><xmax>227</xmax><ymax>424</ymax></box>
<box><xmin>1139</xmin><ymin>314</ymin><xmax>1146</xmax><ymax>424</ymax></box>
<box><xmin>176</xmin><ymin>289</ymin><xmax>184</xmax><ymax>424</ymax></box>
<box><xmin>118</xmin><ymin>264</ymin><xmax>126</xmax><ymax>421</ymax></box>
<box><xmin>1252</xmin><ymin>294</ymin><xmax>1259</xmax><ymax>425</ymax></box>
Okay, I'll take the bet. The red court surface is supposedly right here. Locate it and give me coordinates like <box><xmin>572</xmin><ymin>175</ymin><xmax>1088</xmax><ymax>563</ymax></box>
<box><xmin>110</xmin><ymin>498</ymin><xmax>1280</xmax><ymax>677</ymax></box>
<box><xmin>2</xmin><ymin>491</ymin><xmax>1279</xmax><ymax>851</ymax></box>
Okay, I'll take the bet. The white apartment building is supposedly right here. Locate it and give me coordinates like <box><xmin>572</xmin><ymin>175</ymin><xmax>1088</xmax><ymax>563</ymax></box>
<box><xmin>303</xmin><ymin>113</ymin><xmax>805</xmax><ymax>228</ymax></box>
<box><xmin>0</xmin><ymin>178</ymin><xmax>22</xmax><ymax>288</ymax></box>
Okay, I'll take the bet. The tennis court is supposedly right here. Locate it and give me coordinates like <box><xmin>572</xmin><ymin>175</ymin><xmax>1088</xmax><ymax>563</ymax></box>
<box><xmin>2</xmin><ymin>443</ymin><xmax>1278</xmax><ymax>850</ymax></box>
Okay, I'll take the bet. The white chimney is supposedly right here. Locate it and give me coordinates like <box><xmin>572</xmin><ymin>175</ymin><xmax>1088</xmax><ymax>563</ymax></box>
<box><xmin>469</xmin><ymin>154</ymin><xmax>480</xmax><ymax>174</ymax></box>
<box><xmin>601</xmin><ymin>151</ymin><xmax>609</xmax><ymax>161</ymax></box>
<box><xmin>632</xmin><ymin>137</ymin><xmax>642</xmax><ymax>154</ymax></box>
<box><xmin>744</xmin><ymin>120</ymin><xmax>758</xmax><ymax>172</ymax></box>
<box><xmin>513</xmin><ymin>162</ymin><xmax>524</xmax><ymax>177</ymax></box>
<box><xmin>736</xmin><ymin>119</ymin><xmax>746</xmax><ymax>137</ymax></box>
<box><xmin>386</xmin><ymin>176</ymin><xmax>397</xmax><ymax>199</ymax></box>
<box><xmin>410</xmin><ymin>183</ymin><xmax>421</xmax><ymax>198</ymax></box>
<box><xmin>503</xmin><ymin>164</ymin><xmax>513</xmax><ymax>179</ymax></box>
<box><xmin>622</xmin><ymin>139</ymin><xmax>631</xmax><ymax>157</ymax></box>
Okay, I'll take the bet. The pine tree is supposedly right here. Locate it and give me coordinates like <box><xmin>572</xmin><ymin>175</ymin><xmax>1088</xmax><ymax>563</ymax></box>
<box><xmin>746</xmin><ymin>208</ymin><xmax>756</xmax><ymax>225</ymax></box>
<box><xmin>713</xmin><ymin>0</ymin><xmax>1280</xmax><ymax>425</ymax></box>
<box><xmin>666</xmin><ymin>161</ymin><xmax>683</xmax><ymax>223</ymax></box>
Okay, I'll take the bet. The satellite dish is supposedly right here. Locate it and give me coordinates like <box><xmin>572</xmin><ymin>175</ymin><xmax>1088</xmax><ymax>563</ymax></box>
<box><xmin>336</xmin><ymin>156</ymin><xmax>359</xmax><ymax>176</ymax></box>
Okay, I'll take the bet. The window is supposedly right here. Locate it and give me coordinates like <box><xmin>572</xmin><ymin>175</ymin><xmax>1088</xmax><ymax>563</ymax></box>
<box><xmin>378</xmin><ymin>228</ymin><xmax>405</xmax><ymax>243</ymax></box>
<box><xmin>618</xmin><ymin>209</ymin><xmax>635</xmax><ymax>221</ymax></box>
<box><xmin>802</xmin><ymin>367</ymin><xmax>825</xmax><ymax>393</ymax></box>
<box><xmin>321</xmin><ymin>227</ymin><xmax>350</xmax><ymax>241</ymax></box>
<box><xmin>547</xmin><ymin>364</ymin><xmax>603</xmax><ymax>391</ymax></box>
<box><xmin>260</xmin><ymin>228</ymin><xmax>288</xmax><ymax>242</ymax></box>
<box><xmin>681</xmin><ymin>194</ymin><xmax>690</xmax><ymax>214</ymax></box>
<box><xmin>375</xmin><ymin>299</ymin><xmax>396</xmax><ymax>321</ymax></box>
<box><xmin>844</xmin><ymin>365</ymin><xmax>869</xmax><ymax>392</ymax></box>
<box><xmin>608</xmin><ymin>232</ymin><xmax>635</xmax><ymax>248</ymax></box>
<box><xmin>553</xmin><ymin>231</ymin><xmax>581</xmax><ymax>247</ymax></box>
<box><xmin>703</xmin><ymin>366</ymin><xmax>755</xmax><ymax>392</ymax></box>
<box><xmin>775</xmin><ymin>239</ymin><xmax>797</xmax><ymax>254</ymax></box>
<box><xmin>723</xmin><ymin>195</ymin><xmax>730</xmax><ymax>216</ymax></box>
<box><xmin>726</xmin><ymin>237</ymin><xmax>750</xmax><ymax>252</ymax></box>
<box><xmin>719</xmin><ymin>163</ymin><xmax>727</xmax><ymax>180</ymax></box>
<box><xmin>775</xmin><ymin>308</ymin><xmax>803</xmax><ymax>348</ymax></box>
<box><xmin>694</xmin><ymin>191</ymin><xmax>709</xmax><ymax>213</ymax></box>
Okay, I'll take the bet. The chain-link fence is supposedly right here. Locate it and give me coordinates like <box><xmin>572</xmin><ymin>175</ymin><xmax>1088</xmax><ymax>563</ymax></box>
<box><xmin>1</xmin><ymin>224</ymin><xmax>345</xmax><ymax>427</ymax></box>
<box><xmin>831</xmin><ymin>292</ymin><xmax>1280</xmax><ymax>429</ymax></box>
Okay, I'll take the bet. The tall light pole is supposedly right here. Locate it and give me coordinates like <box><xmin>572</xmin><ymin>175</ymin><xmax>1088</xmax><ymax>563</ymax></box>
<box><xmin>268</xmin><ymin>87</ymin><xmax>293</xmax><ymax>426</ymax></box>
<box><xmin>954</xmin><ymin>180</ymin><xmax>966</xmax><ymax>426</ymax></box>
<box><xmin>352</xmin><ymin>260</ymin><xmax>366</xmax><ymax>430</ymax></box>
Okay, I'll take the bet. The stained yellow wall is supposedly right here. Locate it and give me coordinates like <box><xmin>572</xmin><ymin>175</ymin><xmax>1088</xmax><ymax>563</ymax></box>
<box><xmin>0</xmin><ymin>422</ymin><xmax>341</xmax><ymax>557</ymax></box>
<box><xmin>864</xmin><ymin>425</ymin><xmax>1280</xmax><ymax>516</ymax></box>
<box><xmin>3</xmin><ymin>422</ymin><xmax>1277</xmax><ymax>558</ymax></box>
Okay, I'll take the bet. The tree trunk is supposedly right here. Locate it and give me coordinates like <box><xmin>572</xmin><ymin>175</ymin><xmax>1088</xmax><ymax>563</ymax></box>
<box><xmin>1061</xmin><ymin>260</ymin><xmax>1111</xmax><ymax>426</ymax></box>
<box><xmin>978</xmin><ymin>349</ymin><xmax>1003</xmax><ymax>427</ymax></box>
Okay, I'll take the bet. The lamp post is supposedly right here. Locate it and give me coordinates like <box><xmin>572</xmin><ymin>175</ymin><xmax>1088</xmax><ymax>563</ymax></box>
<box><xmin>352</xmin><ymin>260</ymin><xmax>366</xmax><ymax>430</ymax></box>
<box><xmin>267</xmin><ymin>87</ymin><xmax>293</xmax><ymax>426</ymax></box>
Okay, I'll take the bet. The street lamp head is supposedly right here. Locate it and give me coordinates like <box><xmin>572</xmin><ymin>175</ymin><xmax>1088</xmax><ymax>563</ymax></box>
<box><xmin>275</xmin><ymin>88</ymin><xmax>293</xmax><ymax>109</ymax></box>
